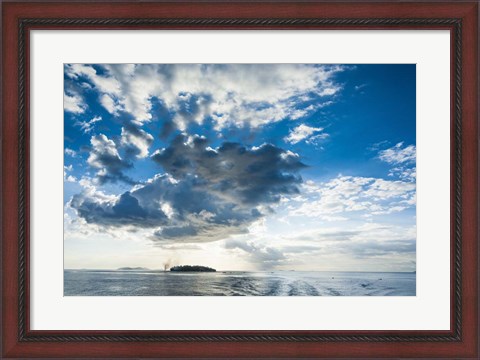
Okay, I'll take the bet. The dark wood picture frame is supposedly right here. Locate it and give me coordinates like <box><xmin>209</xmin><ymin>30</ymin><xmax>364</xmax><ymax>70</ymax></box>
<box><xmin>1</xmin><ymin>1</ymin><xmax>478</xmax><ymax>358</ymax></box>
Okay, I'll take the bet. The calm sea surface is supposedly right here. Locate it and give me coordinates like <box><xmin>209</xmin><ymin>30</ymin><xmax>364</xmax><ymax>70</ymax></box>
<box><xmin>64</xmin><ymin>270</ymin><xmax>415</xmax><ymax>296</ymax></box>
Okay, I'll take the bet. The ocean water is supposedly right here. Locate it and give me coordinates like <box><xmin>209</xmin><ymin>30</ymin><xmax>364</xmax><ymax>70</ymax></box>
<box><xmin>64</xmin><ymin>270</ymin><xmax>415</xmax><ymax>296</ymax></box>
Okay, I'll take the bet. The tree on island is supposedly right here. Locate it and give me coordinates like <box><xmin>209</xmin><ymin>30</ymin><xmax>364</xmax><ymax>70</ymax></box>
<box><xmin>170</xmin><ymin>265</ymin><xmax>216</xmax><ymax>272</ymax></box>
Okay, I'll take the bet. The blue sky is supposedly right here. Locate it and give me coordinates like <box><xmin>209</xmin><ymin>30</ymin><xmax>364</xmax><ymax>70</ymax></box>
<box><xmin>64</xmin><ymin>64</ymin><xmax>416</xmax><ymax>271</ymax></box>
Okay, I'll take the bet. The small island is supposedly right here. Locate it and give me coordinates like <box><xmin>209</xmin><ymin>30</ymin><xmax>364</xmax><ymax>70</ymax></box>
<box><xmin>170</xmin><ymin>265</ymin><xmax>216</xmax><ymax>272</ymax></box>
<box><xmin>117</xmin><ymin>267</ymin><xmax>149</xmax><ymax>271</ymax></box>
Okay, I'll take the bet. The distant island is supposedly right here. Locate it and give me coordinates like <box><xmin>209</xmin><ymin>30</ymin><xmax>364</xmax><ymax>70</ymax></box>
<box><xmin>170</xmin><ymin>265</ymin><xmax>216</xmax><ymax>272</ymax></box>
<box><xmin>117</xmin><ymin>267</ymin><xmax>150</xmax><ymax>271</ymax></box>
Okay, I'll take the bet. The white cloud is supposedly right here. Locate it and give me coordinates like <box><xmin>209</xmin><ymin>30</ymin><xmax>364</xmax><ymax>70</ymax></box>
<box><xmin>87</xmin><ymin>134</ymin><xmax>132</xmax><ymax>184</ymax></box>
<box><xmin>389</xmin><ymin>166</ymin><xmax>416</xmax><ymax>182</ymax></box>
<box><xmin>100</xmin><ymin>94</ymin><xmax>118</xmax><ymax>115</ymax></box>
<box><xmin>289</xmin><ymin>175</ymin><xmax>416</xmax><ymax>219</ymax></box>
<box><xmin>64</xmin><ymin>92</ymin><xmax>86</xmax><ymax>114</ymax></box>
<box><xmin>65</xmin><ymin>148</ymin><xmax>77</xmax><ymax>157</ymax></box>
<box><xmin>64</xmin><ymin>165</ymin><xmax>77</xmax><ymax>183</ymax></box>
<box><xmin>378</xmin><ymin>142</ymin><xmax>416</xmax><ymax>182</ymax></box>
<box><xmin>379</xmin><ymin>142</ymin><xmax>416</xmax><ymax>164</ymax></box>
<box><xmin>318</xmin><ymin>87</ymin><xmax>338</xmax><ymax>96</ymax></box>
<box><xmin>76</xmin><ymin>115</ymin><xmax>102</xmax><ymax>134</ymax></box>
<box><xmin>120</xmin><ymin>125</ymin><xmax>154</xmax><ymax>158</ymax></box>
<box><xmin>362</xmin><ymin>178</ymin><xmax>416</xmax><ymax>199</ymax></box>
<box><xmin>88</xmin><ymin>134</ymin><xmax>120</xmax><ymax>168</ymax></box>
<box><xmin>65</xmin><ymin>64</ymin><xmax>121</xmax><ymax>94</ymax></box>
<box><xmin>306</xmin><ymin>133</ymin><xmax>330</xmax><ymax>146</ymax></box>
<box><xmin>284</xmin><ymin>124</ymin><xmax>326</xmax><ymax>144</ymax></box>
<box><xmin>65</xmin><ymin>64</ymin><xmax>345</xmax><ymax>129</ymax></box>
<box><xmin>65</xmin><ymin>64</ymin><xmax>123</xmax><ymax>116</ymax></box>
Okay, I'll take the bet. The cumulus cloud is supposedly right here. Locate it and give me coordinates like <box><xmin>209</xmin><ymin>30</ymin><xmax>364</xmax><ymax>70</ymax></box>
<box><xmin>64</xmin><ymin>91</ymin><xmax>86</xmax><ymax>114</ymax></box>
<box><xmin>70</xmin><ymin>173</ymin><xmax>258</xmax><ymax>243</ymax></box>
<box><xmin>151</xmin><ymin>134</ymin><xmax>306</xmax><ymax>204</ymax></box>
<box><xmin>65</xmin><ymin>64</ymin><xmax>121</xmax><ymax>94</ymax></box>
<box><xmin>100</xmin><ymin>94</ymin><xmax>119</xmax><ymax>115</ymax></box>
<box><xmin>71</xmin><ymin>189</ymin><xmax>166</xmax><ymax>227</ymax></box>
<box><xmin>120</xmin><ymin>124</ymin><xmax>154</xmax><ymax>159</ymax></box>
<box><xmin>70</xmin><ymin>135</ymin><xmax>306</xmax><ymax>243</ymax></box>
<box><xmin>87</xmin><ymin>134</ymin><xmax>133</xmax><ymax>184</ymax></box>
<box><xmin>65</xmin><ymin>64</ymin><xmax>344</xmax><ymax>129</ymax></box>
<box><xmin>284</xmin><ymin>124</ymin><xmax>327</xmax><ymax>145</ymax></box>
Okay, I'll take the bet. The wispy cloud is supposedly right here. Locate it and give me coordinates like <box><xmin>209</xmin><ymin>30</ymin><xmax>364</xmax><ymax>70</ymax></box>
<box><xmin>378</xmin><ymin>142</ymin><xmax>416</xmax><ymax>164</ymax></box>
<box><xmin>284</xmin><ymin>124</ymin><xmax>327</xmax><ymax>145</ymax></box>
<box><xmin>289</xmin><ymin>175</ymin><xmax>416</xmax><ymax>219</ymax></box>
<box><xmin>76</xmin><ymin>115</ymin><xmax>102</xmax><ymax>134</ymax></box>
<box><xmin>354</xmin><ymin>83</ymin><xmax>368</xmax><ymax>91</ymax></box>
<box><xmin>378</xmin><ymin>142</ymin><xmax>416</xmax><ymax>182</ymax></box>
<box><xmin>65</xmin><ymin>148</ymin><xmax>77</xmax><ymax>157</ymax></box>
<box><xmin>64</xmin><ymin>165</ymin><xmax>77</xmax><ymax>183</ymax></box>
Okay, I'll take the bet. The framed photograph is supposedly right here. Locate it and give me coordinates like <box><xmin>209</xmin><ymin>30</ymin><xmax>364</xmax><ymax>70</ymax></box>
<box><xmin>2</xmin><ymin>1</ymin><xmax>478</xmax><ymax>358</ymax></box>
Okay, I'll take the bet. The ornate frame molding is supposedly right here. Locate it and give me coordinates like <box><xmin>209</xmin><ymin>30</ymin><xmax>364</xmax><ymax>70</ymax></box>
<box><xmin>16</xmin><ymin>17</ymin><xmax>463</xmax><ymax>343</ymax></box>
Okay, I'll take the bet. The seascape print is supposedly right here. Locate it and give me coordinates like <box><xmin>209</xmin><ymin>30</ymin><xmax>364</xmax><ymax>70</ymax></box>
<box><xmin>64</xmin><ymin>64</ymin><xmax>416</xmax><ymax>296</ymax></box>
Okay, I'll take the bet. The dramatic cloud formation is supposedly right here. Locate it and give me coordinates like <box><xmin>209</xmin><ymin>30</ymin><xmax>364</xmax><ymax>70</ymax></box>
<box><xmin>70</xmin><ymin>185</ymin><xmax>167</xmax><ymax>228</ymax></box>
<box><xmin>87</xmin><ymin>134</ymin><xmax>133</xmax><ymax>184</ymax></box>
<box><xmin>151</xmin><ymin>134</ymin><xmax>306</xmax><ymax>204</ymax></box>
<box><xmin>64</xmin><ymin>64</ymin><xmax>417</xmax><ymax>272</ymax></box>
<box><xmin>70</xmin><ymin>135</ymin><xmax>306</xmax><ymax>243</ymax></box>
